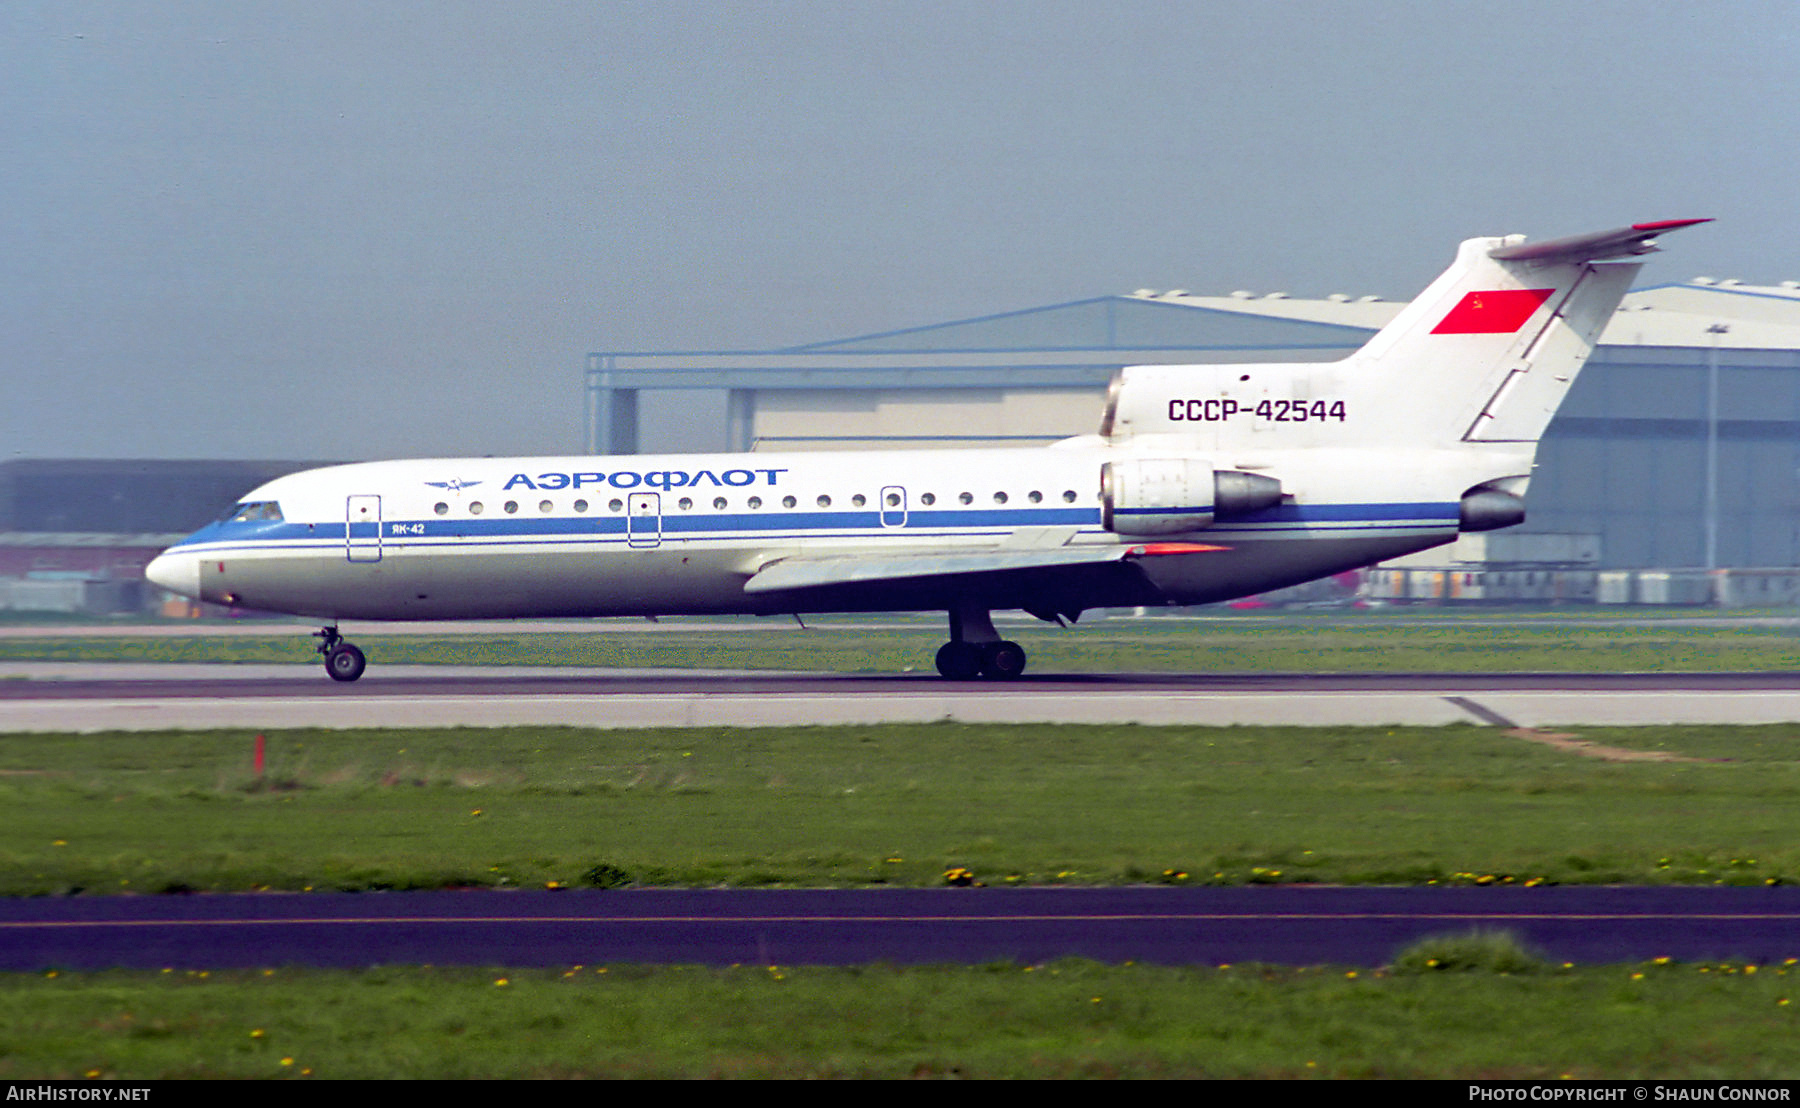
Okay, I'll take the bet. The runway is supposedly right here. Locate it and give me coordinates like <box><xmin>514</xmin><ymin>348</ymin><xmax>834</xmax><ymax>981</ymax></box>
<box><xmin>6</xmin><ymin>886</ymin><xmax>1799</xmax><ymax>970</ymax></box>
<box><xmin>1</xmin><ymin>663</ymin><xmax>1797</xmax><ymax>730</ymax></box>
<box><xmin>6</xmin><ymin>665</ymin><xmax>1798</xmax><ymax>971</ymax></box>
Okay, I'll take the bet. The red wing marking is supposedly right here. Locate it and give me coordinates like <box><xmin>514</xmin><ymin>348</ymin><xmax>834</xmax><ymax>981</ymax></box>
<box><xmin>1431</xmin><ymin>288</ymin><xmax>1555</xmax><ymax>335</ymax></box>
<box><xmin>1127</xmin><ymin>542</ymin><xmax>1229</xmax><ymax>556</ymax></box>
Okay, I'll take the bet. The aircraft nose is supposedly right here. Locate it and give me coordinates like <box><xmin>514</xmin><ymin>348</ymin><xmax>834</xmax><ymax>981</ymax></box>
<box><xmin>144</xmin><ymin>551</ymin><xmax>201</xmax><ymax>600</ymax></box>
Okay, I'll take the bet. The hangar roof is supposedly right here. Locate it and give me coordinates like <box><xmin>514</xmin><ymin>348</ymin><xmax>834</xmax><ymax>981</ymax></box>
<box><xmin>589</xmin><ymin>295</ymin><xmax>1379</xmax><ymax>394</ymax></box>
<box><xmin>782</xmin><ymin>295</ymin><xmax>1376</xmax><ymax>354</ymax></box>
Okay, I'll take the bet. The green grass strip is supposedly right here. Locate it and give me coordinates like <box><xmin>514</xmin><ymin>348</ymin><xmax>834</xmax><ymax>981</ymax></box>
<box><xmin>4</xmin><ymin>723</ymin><xmax>1800</xmax><ymax>893</ymax></box>
<box><xmin>5</xmin><ymin>958</ymin><xmax>1798</xmax><ymax>1078</ymax></box>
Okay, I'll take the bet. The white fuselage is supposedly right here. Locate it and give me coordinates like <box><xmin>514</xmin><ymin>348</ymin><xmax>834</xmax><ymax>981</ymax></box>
<box><xmin>145</xmin><ymin>439</ymin><xmax>1484</xmax><ymax>622</ymax></box>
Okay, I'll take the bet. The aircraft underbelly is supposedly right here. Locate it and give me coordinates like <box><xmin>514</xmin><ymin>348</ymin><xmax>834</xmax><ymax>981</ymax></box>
<box><xmin>206</xmin><ymin>545</ymin><xmax>756</xmax><ymax>620</ymax></box>
<box><xmin>204</xmin><ymin>522</ymin><xmax>1454</xmax><ymax>621</ymax></box>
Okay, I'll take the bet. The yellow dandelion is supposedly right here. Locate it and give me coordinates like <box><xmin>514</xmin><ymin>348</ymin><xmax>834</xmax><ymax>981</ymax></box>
<box><xmin>494</xmin><ymin>977</ymin><xmax>509</xmax><ymax>987</ymax></box>
<box><xmin>250</xmin><ymin>1028</ymin><xmax>265</xmax><ymax>1038</ymax></box>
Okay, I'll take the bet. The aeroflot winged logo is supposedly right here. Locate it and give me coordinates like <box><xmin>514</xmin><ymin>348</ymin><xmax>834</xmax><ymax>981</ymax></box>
<box><xmin>424</xmin><ymin>479</ymin><xmax>483</xmax><ymax>492</ymax></box>
<box><xmin>1431</xmin><ymin>288</ymin><xmax>1555</xmax><ymax>334</ymax></box>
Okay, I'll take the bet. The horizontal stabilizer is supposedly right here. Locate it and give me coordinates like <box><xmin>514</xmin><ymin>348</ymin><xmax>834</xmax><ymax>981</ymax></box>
<box><xmin>743</xmin><ymin>542</ymin><xmax>1224</xmax><ymax>594</ymax></box>
<box><xmin>1489</xmin><ymin>219</ymin><xmax>1711</xmax><ymax>265</ymax></box>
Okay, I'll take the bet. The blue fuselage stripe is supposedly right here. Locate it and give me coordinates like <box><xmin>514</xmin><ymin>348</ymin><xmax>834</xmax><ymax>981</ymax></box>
<box><xmin>166</xmin><ymin>501</ymin><xmax>1460</xmax><ymax>555</ymax></box>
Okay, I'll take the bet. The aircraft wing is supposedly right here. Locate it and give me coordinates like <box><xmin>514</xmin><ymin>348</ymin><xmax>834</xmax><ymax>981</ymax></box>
<box><xmin>742</xmin><ymin>540</ymin><xmax>1224</xmax><ymax>594</ymax></box>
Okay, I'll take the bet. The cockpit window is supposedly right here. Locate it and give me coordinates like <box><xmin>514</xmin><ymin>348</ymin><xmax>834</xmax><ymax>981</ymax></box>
<box><xmin>220</xmin><ymin>501</ymin><xmax>284</xmax><ymax>524</ymax></box>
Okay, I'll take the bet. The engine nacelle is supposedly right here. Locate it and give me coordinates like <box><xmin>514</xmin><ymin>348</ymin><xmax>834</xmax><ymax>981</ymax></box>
<box><xmin>1459</xmin><ymin>488</ymin><xmax>1527</xmax><ymax>532</ymax></box>
<box><xmin>1101</xmin><ymin>458</ymin><xmax>1284</xmax><ymax>536</ymax></box>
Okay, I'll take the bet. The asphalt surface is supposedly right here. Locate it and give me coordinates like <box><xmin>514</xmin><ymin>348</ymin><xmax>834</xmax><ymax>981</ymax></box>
<box><xmin>2</xmin><ymin>665</ymin><xmax>1798</xmax><ymax>730</ymax></box>
<box><xmin>6</xmin><ymin>886</ymin><xmax>1799</xmax><ymax>970</ymax></box>
<box><xmin>5</xmin><ymin>663</ymin><xmax>1798</xmax><ymax>970</ymax></box>
<box><xmin>3</xmin><ymin>668</ymin><xmax>1799</xmax><ymax>700</ymax></box>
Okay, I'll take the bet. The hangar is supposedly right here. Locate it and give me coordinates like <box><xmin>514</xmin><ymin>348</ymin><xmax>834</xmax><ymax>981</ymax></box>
<box><xmin>4</xmin><ymin>276</ymin><xmax>1797</xmax><ymax>615</ymax></box>
<box><xmin>588</xmin><ymin>279</ymin><xmax>1800</xmax><ymax>572</ymax></box>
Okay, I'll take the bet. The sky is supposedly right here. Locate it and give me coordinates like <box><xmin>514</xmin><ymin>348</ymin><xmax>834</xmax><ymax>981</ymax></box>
<box><xmin>5</xmin><ymin>1</ymin><xmax>1797</xmax><ymax>461</ymax></box>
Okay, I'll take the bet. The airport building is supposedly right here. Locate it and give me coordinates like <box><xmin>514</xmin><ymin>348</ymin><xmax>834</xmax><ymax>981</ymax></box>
<box><xmin>0</xmin><ymin>459</ymin><xmax>329</xmax><ymax>615</ymax></box>
<box><xmin>5</xmin><ymin>277</ymin><xmax>1798</xmax><ymax>614</ymax></box>
<box><xmin>589</xmin><ymin>278</ymin><xmax>1800</xmax><ymax>579</ymax></box>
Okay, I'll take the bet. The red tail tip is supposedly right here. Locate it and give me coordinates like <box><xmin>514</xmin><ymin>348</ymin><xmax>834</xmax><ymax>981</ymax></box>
<box><xmin>1631</xmin><ymin>219</ymin><xmax>1713</xmax><ymax>232</ymax></box>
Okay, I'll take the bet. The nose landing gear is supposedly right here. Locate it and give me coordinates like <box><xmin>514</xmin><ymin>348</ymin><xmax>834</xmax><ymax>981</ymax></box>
<box><xmin>313</xmin><ymin>626</ymin><xmax>366</xmax><ymax>682</ymax></box>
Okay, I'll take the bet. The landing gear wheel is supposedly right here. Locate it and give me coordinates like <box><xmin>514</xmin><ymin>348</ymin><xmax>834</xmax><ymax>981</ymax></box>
<box><xmin>325</xmin><ymin>643</ymin><xmax>366</xmax><ymax>683</ymax></box>
<box><xmin>934</xmin><ymin>641</ymin><xmax>983</xmax><ymax>680</ymax></box>
<box><xmin>979</xmin><ymin>640</ymin><xmax>1027</xmax><ymax>679</ymax></box>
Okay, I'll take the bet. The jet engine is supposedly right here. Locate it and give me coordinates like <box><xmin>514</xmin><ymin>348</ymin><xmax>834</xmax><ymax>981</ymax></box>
<box><xmin>1458</xmin><ymin>487</ymin><xmax>1527</xmax><ymax>532</ymax></box>
<box><xmin>1101</xmin><ymin>458</ymin><xmax>1284</xmax><ymax>535</ymax></box>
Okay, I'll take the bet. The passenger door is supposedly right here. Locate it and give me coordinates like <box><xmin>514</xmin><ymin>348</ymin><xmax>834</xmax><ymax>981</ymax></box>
<box><xmin>346</xmin><ymin>495</ymin><xmax>383</xmax><ymax>563</ymax></box>
<box><xmin>626</xmin><ymin>492</ymin><xmax>662</xmax><ymax>548</ymax></box>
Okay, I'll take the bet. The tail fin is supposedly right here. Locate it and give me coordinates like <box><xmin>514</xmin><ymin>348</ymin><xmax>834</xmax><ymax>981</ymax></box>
<box><xmin>1099</xmin><ymin>220</ymin><xmax>1708</xmax><ymax>455</ymax></box>
<box><xmin>1348</xmin><ymin>220</ymin><xmax>1710</xmax><ymax>446</ymax></box>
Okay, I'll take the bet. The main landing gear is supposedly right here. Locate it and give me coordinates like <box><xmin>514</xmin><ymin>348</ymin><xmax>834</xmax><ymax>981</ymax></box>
<box><xmin>934</xmin><ymin>607</ymin><xmax>1026</xmax><ymax>680</ymax></box>
<box><xmin>314</xmin><ymin>626</ymin><xmax>366</xmax><ymax>683</ymax></box>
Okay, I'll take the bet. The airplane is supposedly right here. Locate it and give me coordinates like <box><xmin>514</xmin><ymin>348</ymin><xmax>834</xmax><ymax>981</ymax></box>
<box><xmin>145</xmin><ymin>218</ymin><xmax>1709</xmax><ymax>682</ymax></box>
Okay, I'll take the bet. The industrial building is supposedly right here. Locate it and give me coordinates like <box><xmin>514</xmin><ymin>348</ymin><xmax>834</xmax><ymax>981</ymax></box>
<box><xmin>0</xmin><ymin>459</ymin><xmax>329</xmax><ymax>615</ymax></box>
<box><xmin>5</xmin><ymin>274</ymin><xmax>1797</xmax><ymax>615</ymax></box>
<box><xmin>589</xmin><ymin>278</ymin><xmax>1800</xmax><ymax>575</ymax></box>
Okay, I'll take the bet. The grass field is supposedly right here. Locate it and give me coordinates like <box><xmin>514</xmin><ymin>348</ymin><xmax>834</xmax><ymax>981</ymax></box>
<box><xmin>4</xmin><ymin>609</ymin><xmax>1800</xmax><ymax>673</ymax></box>
<box><xmin>4</xmin><ymin>721</ymin><xmax>1798</xmax><ymax>894</ymax></box>
<box><xmin>5</xmin><ymin>614</ymin><xmax>1799</xmax><ymax>1077</ymax></box>
<box><xmin>6</xmin><ymin>720</ymin><xmax>1800</xmax><ymax>1077</ymax></box>
<box><xmin>8</xmin><ymin>955</ymin><xmax>1799</xmax><ymax>1079</ymax></box>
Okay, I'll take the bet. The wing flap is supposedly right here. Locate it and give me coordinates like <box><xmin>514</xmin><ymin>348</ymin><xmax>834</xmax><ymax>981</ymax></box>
<box><xmin>743</xmin><ymin>542</ymin><xmax>1224</xmax><ymax>595</ymax></box>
